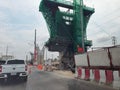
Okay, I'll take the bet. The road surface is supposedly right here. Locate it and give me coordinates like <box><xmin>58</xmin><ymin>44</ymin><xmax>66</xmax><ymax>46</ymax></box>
<box><xmin>0</xmin><ymin>68</ymin><xmax>115</xmax><ymax>90</ymax></box>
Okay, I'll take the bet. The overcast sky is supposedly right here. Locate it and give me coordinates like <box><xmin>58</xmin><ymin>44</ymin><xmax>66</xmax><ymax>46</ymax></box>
<box><xmin>0</xmin><ymin>0</ymin><xmax>120</xmax><ymax>59</ymax></box>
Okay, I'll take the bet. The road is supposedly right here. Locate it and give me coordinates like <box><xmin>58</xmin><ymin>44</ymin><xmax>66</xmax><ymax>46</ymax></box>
<box><xmin>0</xmin><ymin>68</ymin><xmax>115</xmax><ymax>90</ymax></box>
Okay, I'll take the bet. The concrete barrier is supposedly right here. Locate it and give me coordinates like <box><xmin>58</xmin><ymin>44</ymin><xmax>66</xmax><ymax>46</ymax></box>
<box><xmin>113</xmin><ymin>71</ymin><xmax>120</xmax><ymax>89</ymax></box>
<box><xmin>75</xmin><ymin>54</ymin><xmax>88</xmax><ymax>66</ymax></box>
<box><xmin>81</xmin><ymin>69</ymin><xmax>85</xmax><ymax>79</ymax></box>
<box><xmin>106</xmin><ymin>70</ymin><xmax>113</xmax><ymax>84</ymax></box>
<box><xmin>94</xmin><ymin>69</ymin><xmax>100</xmax><ymax>82</ymax></box>
<box><xmin>75</xmin><ymin>67</ymin><xmax>78</xmax><ymax>78</ymax></box>
<box><xmin>100</xmin><ymin>70</ymin><xmax>106</xmax><ymax>83</ymax></box>
<box><xmin>90</xmin><ymin>69</ymin><xmax>94</xmax><ymax>81</ymax></box>
<box><xmin>76</xmin><ymin>67</ymin><xmax>120</xmax><ymax>89</ymax></box>
<box><xmin>109</xmin><ymin>47</ymin><xmax>120</xmax><ymax>66</ymax></box>
<box><xmin>75</xmin><ymin>47</ymin><xmax>120</xmax><ymax>89</ymax></box>
<box><xmin>88</xmin><ymin>50</ymin><xmax>110</xmax><ymax>66</ymax></box>
<box><xmin>77</xmin><ymin>67</ymin><xmax>82</xmax><ymax>78</ymax></box>
<box><xmin>28</xmin><ymin>64</ymin><xmax>33</xmax><ymax>74</ymax></box>
<box><xmin>85</xmin><ymin>69</ymin><xmax>90</xmax><ymax>80</ymax></box>
<box><xmin>77</xmin><ymin>67</ymin><xmax>85</xmax><ymax>79</ymax></box>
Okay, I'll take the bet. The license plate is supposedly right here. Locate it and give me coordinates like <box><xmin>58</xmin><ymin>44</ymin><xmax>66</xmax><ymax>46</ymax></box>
<box><xmin>11</xmin><ymin>72</ymin><xmax>17</xmax><ymax>75</ymax></box>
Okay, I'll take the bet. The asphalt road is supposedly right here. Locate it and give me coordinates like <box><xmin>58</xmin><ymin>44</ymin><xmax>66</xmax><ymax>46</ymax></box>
<box><xmin>0</xmin><ymin>68</ymin><xmax>115</xmax><ymax>90</ymax></box>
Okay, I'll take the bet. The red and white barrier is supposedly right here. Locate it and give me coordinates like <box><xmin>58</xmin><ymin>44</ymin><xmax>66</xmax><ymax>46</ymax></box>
<box><xmin>75</xmin><ymin>47</ymin><xmax>120</xmax><ymax>89</ymax></box>
<box><xmin>90</xmin><ymin>69</ymin><xmax>94</xmax><ymax>81</ymax></box>
<box><xmin>84</xmin><ymin>69</ymin><xmax>90</xmax><ymax>80</ymax></box>
<box><xmin>94</xmin><ymin>69</ymin><xmax>100</xmax><ymax>82</ymax></box>
<box><xmin>105</xmin><ymin>70</ymin><xmax>113</xmax><ymax>84</ymax></box>
<box><xmin>28</xmin><ymin>64</ymin><xmax>33</xmax><ymax>74</ymax></box>
<box><xmin>77</xmin><ymin>68</ymin><xmax>90</xmax><ymax>80</ymax></box>
<box><xmin>81</xmin><ymin>69</ymin><xmax>85</xmax><ymax>79</ymax></box>
<box><xmin>76</xmin><ymin>67</ymin><xmax>120</xmax><ymax>89</ymax></box>
<box><xmin>113</xmin><ymin>70</ymin><xmax>120</xmax><ymax>89</ymax></box>
<box><xmin>99</xmin><ymin>70</ymin><xmax>106</xmax><ymax>83</ymax></box>
<box><xmin>77</xmin><ymin>67</ymin><xmax>82</xmax><ymax>78</ymax></box>
<box><xmin>78</xmin><ymin>68</ymin><xmax>90</xmax><ymax>80</ymax></box>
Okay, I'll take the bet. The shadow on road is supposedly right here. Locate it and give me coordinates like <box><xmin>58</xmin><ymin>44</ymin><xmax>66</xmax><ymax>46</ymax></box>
<box><xmin>0</xmin><ymin>78</ymin><xmax>27</xmax><ymax>86</ymax></box>
<box><xmin>68</xmin><ymin>79</ymin><xmax>102</xmax><ymax>90</ymax></box>
<box><xmin>68</xmin><ymin>79</ymin><xmax>81</xmax><ymax>90</ymax></box>
<box><xmin>67</xmin><ymin>79</ymin><xmax>115</xmax><ymax>90</ymax></box>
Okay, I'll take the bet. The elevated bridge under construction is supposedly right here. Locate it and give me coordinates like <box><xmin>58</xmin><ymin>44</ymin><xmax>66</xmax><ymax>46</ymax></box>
<box><xmin>39</xmin><ymin>0</ymin><xmax>94</xmax><ymax>72</ymax></box>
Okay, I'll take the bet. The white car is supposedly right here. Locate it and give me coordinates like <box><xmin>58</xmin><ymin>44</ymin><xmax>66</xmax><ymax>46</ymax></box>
<box><xmin>0</xmin><ymin>59</ymin><xmax>28</xmax><ymax>82</ymax></box>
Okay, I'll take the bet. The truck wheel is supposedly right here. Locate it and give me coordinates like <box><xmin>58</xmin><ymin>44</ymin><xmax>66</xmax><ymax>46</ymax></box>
<box><xmin>0</xmin><ymin>79</ymin><xmax>5</xmax><ymax>83</ymax></box>
<box><xmin>23</xmin><ymin>76</ymin><xmax>28</xmax><ymax>82</ymax></box>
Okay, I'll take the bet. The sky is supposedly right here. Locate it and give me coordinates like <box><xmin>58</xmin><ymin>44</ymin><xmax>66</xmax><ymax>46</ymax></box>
<box><xmin>0</xmin><ymin>0</ymin><xmax>120</xmax><ymax>60</ymax></box>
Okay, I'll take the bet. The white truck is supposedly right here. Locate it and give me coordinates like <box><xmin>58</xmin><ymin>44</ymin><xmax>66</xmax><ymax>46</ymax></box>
<box><xmin>0</xmin><ymin>59</ymin><xmax>28</xmax><ymax>82</ymax></box>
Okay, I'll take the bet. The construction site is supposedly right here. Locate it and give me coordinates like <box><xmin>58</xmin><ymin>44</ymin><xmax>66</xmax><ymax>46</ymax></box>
<box><xmin>0</xmin><ymin>0</ymin><xmax>119</xmax><ymax>90</ymax></box>
<box><xmin>38</xmin><ymin>0</ymin><xmax>120</xmax><ymax>89</ymax></box>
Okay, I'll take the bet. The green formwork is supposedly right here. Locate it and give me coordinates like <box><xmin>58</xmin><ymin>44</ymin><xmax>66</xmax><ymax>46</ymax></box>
<box><xmin>39</xmin><ymin>0</ymin><xmax>94</xmax><ymax>53</ymax></box>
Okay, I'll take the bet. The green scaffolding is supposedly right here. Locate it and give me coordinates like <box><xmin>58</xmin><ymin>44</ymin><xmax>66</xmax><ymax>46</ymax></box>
<box><xmin>39</xmin><ymin>0</ymin><xmax>94</xmax><ymax>53</ymax></box>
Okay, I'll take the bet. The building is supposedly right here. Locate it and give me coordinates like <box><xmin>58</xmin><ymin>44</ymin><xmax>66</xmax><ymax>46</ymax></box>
<box><xmin>0</xmin><ymin>55</ymin><xmax>14</xmax><ymax>60</ymax></box>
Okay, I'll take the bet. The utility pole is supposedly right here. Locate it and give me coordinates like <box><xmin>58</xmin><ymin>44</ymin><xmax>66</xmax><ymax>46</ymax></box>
<box><xmin>112</xmin><ymin>36</ymin><xmax>117</xmax><ymax>46</ymax></box>
<box><xmin>6</xmin><ymin>45</ymin><xmax>8</xmax><ymax>57</ymax></box>
<box><xmin>34</xmin><ymin>29</ymin><xmax>37</xmax><ymax>64</ymax></box>
<box><xmin>26</xmin><ymin>55</ymin><xmax>28</xmax><ymax>63</ymax></box>
<box><xmin>6</xmin><ymin>45</ymin><xmax>8</xmax><ymax>60</ymax></box>
<box><xmin>46</xmin><ymin>48</ymin><xmax>47</xmax><ymax>61</ymax></box>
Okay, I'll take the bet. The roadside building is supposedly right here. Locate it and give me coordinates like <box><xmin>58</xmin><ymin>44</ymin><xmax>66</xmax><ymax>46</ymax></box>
<box><xmin>0</xmin><ymin>55</ymin><xmax>14</xmax><ymax>60</ymax></box>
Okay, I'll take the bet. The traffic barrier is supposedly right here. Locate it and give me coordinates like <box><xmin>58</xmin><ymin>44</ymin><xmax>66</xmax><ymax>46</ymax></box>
<box><xmin>28</xmin><ymin>64</ymin><xmax>32</xmax><ymax>74</ymax></box>
<box><xmin>81</xmin><ymin>68</ymin><xmax>85</xmax><ymax>79</ymax></box>
<box><xmin>105</xmin><ymin>70</ymin><xmax>113</xmax><ymax>84</ymax></box>
<box><xmin>75</xmin><ymin>67</ymin><xmax>78</xmax><ymax>78</ymax></box>
<box><xmin>76</xmin><ymin>67</ymin><xmax>120</xmax><ymax>89</ymax></box>
<box><xmin>100</xmin><ymin>70</ymin><xmax>106</xmax><ymax>83</ymax></box>
<box><xmin>94</xmin><ymin>69</ymin><xmax>100</xmax><ymax>82</ymax></box>
<box><xmin>77</xmin><ymin>67</ymin><xmax>86</xmax><ymax>80</ymax></box>
<box><xmin>85</xmin><ymin>69</ymin><xmax>90</xmax><ymax>80</ymax></box>
<box><xmin>75</xmin><ymin>46</ymin><xmax>120</xmax><ymax>89</ymax></box>
<box><xmin>113</xmin><ymin>71</ymin><xmax>120</xmax><ymax>89</ymax></box>
<box><xmin>77</xmin><ymin>67</ymin><xmax>82</xmax><ymax>78</ymax></box>
<box><xmin>90</xmin><ymin>69</ymin><xmax>94</xmax><ymax>81</ymax></box>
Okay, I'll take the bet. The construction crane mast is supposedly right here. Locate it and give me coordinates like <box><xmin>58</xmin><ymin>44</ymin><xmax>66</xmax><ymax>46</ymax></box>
<box><xmin>39</xmin><ymin>0</ymin><xmax>94</xmax><ymax>72</ymax></box>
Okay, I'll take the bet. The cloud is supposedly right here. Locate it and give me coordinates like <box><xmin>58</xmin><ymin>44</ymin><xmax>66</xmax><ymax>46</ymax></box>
<box><xmin>0</xmin><ymin>12</ymin><xmax>8</xmax><ymax>22</ymax></box>
<box><xmin>96</xmin><ymin>34</ymin><xmax>110</xmax><ymax>43</ymax></box>
<box><xmin>0</xmin><ymin>0</ymin><xmax>50</xmax><ymax>59</ymax></box>
<box><xmin>86</xmin><ymin>0</ymin><xmax>120</xmax><ymax>47</ymax></box>
<box><xmin>0</xmin><ymin>0</ymin><xmax>40</xmax><ymax>12</ymax></box>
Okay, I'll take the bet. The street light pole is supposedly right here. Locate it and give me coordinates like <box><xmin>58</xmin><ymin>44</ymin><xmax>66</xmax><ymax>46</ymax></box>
<box><xmin>34</xmin><ymin>29</ymin><xmax>37</xmax><ymax>64</ymax></box>
<box><xmin>112</xmin><ymin>36</ymin><xmax>117</xmax><ymax>46</ymax></box>
<box><xmin>6</xmin><ymin>45</ymin><xmax>8</xmax><ymax>56</ymax></box>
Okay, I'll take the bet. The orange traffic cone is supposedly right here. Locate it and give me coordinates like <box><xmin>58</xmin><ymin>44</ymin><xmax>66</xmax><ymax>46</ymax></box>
<box><xmin>37</xmin><ymin>64</ymin><xmax>43</xmax><ymax>70</ymax></box>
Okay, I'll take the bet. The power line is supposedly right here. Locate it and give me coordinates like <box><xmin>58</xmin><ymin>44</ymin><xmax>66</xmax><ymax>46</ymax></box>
<box><xmin>96</xmin><ymin>7</ymin><xmax>120</xmax><ymax>20</ymax></box>
<box><xmin>91</xmin><ymin>20</ymin><xmax>111</xmax><ymax>37</ymax></box>
<box><xmin>112</xmin><ymin>36</ymin><xmax>117</xmax><ymax>46</ymax></box>
<box><xmin>87</xmin><ymin>21</ymin><xmax>119</xmax><ymax>46</ymax></box>
<box><xmin>98</xmin><ymin>15</ymin><xmax>120</xmax><ymax>26</ymax></box>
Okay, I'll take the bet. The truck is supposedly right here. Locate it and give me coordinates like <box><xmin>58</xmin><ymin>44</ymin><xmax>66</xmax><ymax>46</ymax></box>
<box><xmin>0</xmin><ymin>59</ymin><xmax>28</xmax><ymax>82</ymax></box>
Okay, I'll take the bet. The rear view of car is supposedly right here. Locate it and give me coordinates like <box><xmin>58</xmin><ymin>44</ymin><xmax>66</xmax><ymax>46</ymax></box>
<box><xmin>0</xmin><ymin>59</ymin><xmax>28</xmax><ymax>82</ymax></box>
